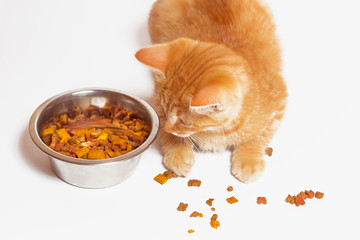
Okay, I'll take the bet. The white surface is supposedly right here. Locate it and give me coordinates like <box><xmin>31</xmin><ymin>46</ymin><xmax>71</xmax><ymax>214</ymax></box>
<box><xmin>1</xmin><ymin>0</ymin><xmax>360</xmax><ymax>239</ymax></box>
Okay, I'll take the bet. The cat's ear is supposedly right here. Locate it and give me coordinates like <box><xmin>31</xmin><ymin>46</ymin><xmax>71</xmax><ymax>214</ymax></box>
<box><xmin>190</xmin><ymin>84</ymin><xmax>224</xmax><ymax>113</ymax></box>
<box><xmin>135</xmin><ymin>43</ymin><xmax>170</xmax><ymax>73</ymax></box>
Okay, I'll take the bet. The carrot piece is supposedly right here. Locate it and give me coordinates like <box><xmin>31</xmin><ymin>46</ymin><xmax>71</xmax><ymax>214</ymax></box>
<box><xmin>126</xmin><ymin>144</ymin><xmax>133</xmax><ymax>152</ymax></box>
<box><xmin>97</xmin><ymin>132</ymin><xmax>109</xmax><ymax>141</ymax></box>
<box><xmin>75</xmin><ymin>146</ymin><xmax>89</xmax><ymax>158</ymax></box>
<box><xmin>56</xmin><ymin>128</ymin><xmax>71</xmax><ymax>143</ymax></box>
<box><xmin>154</xmin><ymin>173</ymin><xmax>168</xmax><ymax>185</ymax></box>
<box><xmin>42</xmin><ymin>126</ymin><xmax>57</xmax><ymax>136</ymax></box>
<box><xmin>210</xmin><ymin>220</ymin><xmax>220</xmax><ymax>229</ymax></box>
<box><xmin>74</xmin><ymin>128</ymin><xmax>87</xmax><ymax>138</ymax></box>
<box><xmin>109</xmin><ymin>136</ymin><xmax>126</xmax><ymax>145</ymax></box>
<box><xmin>107</xmin><ymin>151</ymin><xmax>115</xmax><ymax>158</ymax></box>
<box><xmin>87</xmin><ymin>150</ymin><xmax>106</xmax><ymax>159</ymax></box>
<box><xmin>226</xmin><ymin>196</ymin><xmax>238</xmax><ymax>204</ymax></box>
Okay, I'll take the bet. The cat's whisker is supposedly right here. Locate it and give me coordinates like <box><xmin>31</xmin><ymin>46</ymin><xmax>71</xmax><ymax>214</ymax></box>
<box><xmin>187</xmin><ymin>137</ymin><xmax>197</xmax><ymax>151</ymax></box>
<box><xmin>189</xmin><ymin>135</ymin><xmax>205</xmax><ymax>152</ymax></box>
<box><xmin>187</xmin><ymin>136</ymin><xmax>201</xmax><ymax>152</ymax></box>
<box><xmin>184</xmin><ymin>137</ymin><xmax>195</xmax><ymax>150</ymax></box>
<box><xmin>185</xmin><ymin>137</ymin><xmax>193</xmax><ymax>149</ymax></box>
<box><xmin>190</xmin><ymin>135</ymin><xmax>206</xmax><ymax>150</ymax></box>
<box><xmin>182</xmin><ymin>136</ymin><xmax>194</xmax><ymax>150</ymax></box>
<box><xmin>192</xmin><ymin>134</ymin><xmax>206</xmax><ymax>145</ymax></box>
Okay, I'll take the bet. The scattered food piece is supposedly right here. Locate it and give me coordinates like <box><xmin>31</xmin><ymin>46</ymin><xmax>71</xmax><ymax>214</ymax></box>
<box><xmin>189</xmin><ymin>211</ymin><xmax>198</xmax><ymax>217</ymax></box>
<box><xmin>188</xmin><ymin>229</ymin><xmax>195</xmax><ymax>234</ymax></box>
<box><xmin>190</xmin><ymin>211</ymin><xmax>203</xmax><ymax>217</ymax></box>
<box><xmin>295</xmin><ymin>196</ymin><xmax>306</xmax><ymax>206</ymax></box>
<box><xmin>226</xmin><ymin>196</ymin><xmax>238</xmax><ymax>204</ymax></box>
<box><xmin>206</xmin><ymin>198</ymin><xmax>214</xmax><ymax>206</ymax></box>
<box><xmin>163</xmin><ymin>170</ymin><xmax>173</xmax><ymax>179</ymax></box>
<box><xmin>154</xmin><ymin>173</ymin><xmax>168</xmax><ymax>185</ymax></box>
<box><xmin>211</xmin><ymin>220</ymin><xmax>220</xmax><ymax>229</ymax></box>
<box><xmin>210</xmin><ymin>214</ymin><xmax>220</xmax><ymax>229</ymax></box>
<box><xmin>211</xmin><ymin>207</ymin><xmax>216</xmax><ymax>211</ymax></box>
<box><xmin>285</xmin><ymin>195</ymin><xmax>296</xmax><ymax>204</ymax></box>
<box><xmin>315</xmin><ymin>191</ymin><xmax>324</xmax><ymax>199</ymax></box>
<box><xmin>257</xmin><ymin>197</ymin><xmax>267</xmax><ymax>205</ymax></box>
<box><xmin>188</xmin><ymin>179</ymin><xmax>201</xmax><ymax>187</ymax></box>
<box><xmin>163</xmin><ymin>170</ymin><xmax>178</xmax><ymax>179</ymax></box>
<box><xmin>177</xmin><ymin>202</ymin><xmax>188</xmax><ymax>212</ymax></box>
<box><xmin>227</xmin><ymin>186</ymin><xmax>233</xmax><ymax>192</ymax></box>
<box><xmin>297</xmin><ymin>191</ymin><xmax>307</xmax><ymax>200</ymax></box>
<box><xmin>265</xmin><ymin>147</ymin><xmax>273</xmax><ymax>156</ymax></box>
<box><xmin>286</xmin><ymin>190</ymin><xmax>324</xmax><ymax>206</ymax></box>
<box><xmin>305</xmin><ymin>190</ymin><xmax>315</xmax><ymax>199</ymax></box>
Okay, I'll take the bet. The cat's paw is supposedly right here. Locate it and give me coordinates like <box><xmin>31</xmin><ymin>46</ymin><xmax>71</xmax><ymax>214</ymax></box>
<box><xmin>163</xmin><ymin>152</ymin><xmax>194</xmax><ymax>177</ymax></box>
<box><xmin>231</xmin><ymin>157</ymin><xmax>265</xmax><ymax>183</ymax></box>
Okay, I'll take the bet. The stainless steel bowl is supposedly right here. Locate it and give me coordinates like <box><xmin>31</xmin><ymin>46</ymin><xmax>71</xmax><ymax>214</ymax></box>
<box><xmin>29</xmin><ymin>88</ymin><xmax>159</xmax><ymax>188</ymax></box>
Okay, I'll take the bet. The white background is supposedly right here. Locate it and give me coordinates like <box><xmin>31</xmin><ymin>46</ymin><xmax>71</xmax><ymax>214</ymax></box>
<box><xmin>1</xmin><ymin>0</ymin><xmax>360</xmax><ymax>239</ymax></box>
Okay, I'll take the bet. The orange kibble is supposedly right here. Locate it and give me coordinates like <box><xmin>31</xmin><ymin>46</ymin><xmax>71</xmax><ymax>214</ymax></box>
<box><xmin>177</xmin><ymin>202</ymin><xmax>188</xmax><ymax>212</ymax></box>
<box><xmin>285</xmin><ymin>195</ymin><xmax>296</xmax><ymax>204</ymax></box>
<box><xmin>153</xmin><ymin>173</ymin><xmax>168</xmax><ymax>185</ymax></box>
<box><xmin>297</xmin><ymin>191</ymin><xmax>308</xmax><ymax>200</ymax></box>
<box><xmin>211</xmin><ymin>214</ymin><xmax>218</xmax><ymax>221</ymax></box>
<box><xmin>190</xmin><ymin>211</ymin><xmax>204</xmax><ymax>217</ymax></box>
<box><xmin>257</xmin><ymin>197</ymin><xmax>267</xmax><ymax>205</ymax></box>
<box><xmin>265</xmin><ymin>147</ymin><xmax>273</xmax><ymax>156</ymax></box>
<box><xmin>210</xmin><ymin>220</ymin><xmax>220</xmax><ymax>229</ymax></box>
<box><xmin>163</xmin><ymin>170</ymin><xmax>174</xmax><ymax>179</ymax></box>
<box><xmin>295</xmin><ymin>196</ymin><xmax>306</xmax><ymax>206</ymax></box>
<box><xmin>210</xmin><ymin>214</ymin><xmax>220</xmax><ymax>229</ymax></box>
<box><xmin>163</xmin><ymin>170</ymin><xmax>177</xmax><ymax>179</ymax></box>
<box><xmin>188</xmin><ymin>229</ymin><xmax>195</xmax><ymax>234</ymax></box>
<box><xmin>315</xmin><ymin>191</ymin><xmax>324</xmax><ymax>199</ymax></box>
<box><xmin>286</xmin><ymin>190</ymin><xmax>324</xmax><ymax>207</ymax></box>
<box><xmin>188</xmin><ymin>179</ymin><xmax>201</xmax><ymax>187</ymax></box>
<box><xmin>206</xmin><ymin>198</ymin><xmax>214</xmax><ymax>206</ymax></box>
<box><xmin>305</xmin><ymin>190</ymin><xmax>315</xmax><ymax>199</ymax></box>
<box><xmin>226</xmin><ymin>196</ymin><xmax>238</xmax><ymax>204</ymax></box>
<box><xmin>190</xmin><ymin>211</ymin><xmax>200</xmax><ymax>217</ymax></box>
<box><xmin>227</xmin><ymin>186</ymin><xmax>233</xmax><ymax>192</ymax></box>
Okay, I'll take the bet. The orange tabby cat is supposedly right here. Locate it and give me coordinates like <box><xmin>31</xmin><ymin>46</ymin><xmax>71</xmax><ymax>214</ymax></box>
<box><xmin>135</xmin><ymin>0</ymin><xmax>287</xmax><ymax>182</ymax></box>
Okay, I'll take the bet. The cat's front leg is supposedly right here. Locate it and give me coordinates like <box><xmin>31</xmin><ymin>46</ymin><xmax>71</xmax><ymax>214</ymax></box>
<box><xmin>160</xmin><ymin>131</ymin><xmax>195</xmax><ymax>177</ymax></box>
<box><xmin>231</xmin><ymin>138</ymin><xmax>266</xmax><ymax>183</ymax></box>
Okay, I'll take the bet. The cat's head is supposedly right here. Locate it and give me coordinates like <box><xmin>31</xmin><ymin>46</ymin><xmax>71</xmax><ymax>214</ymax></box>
<box><xmin>135</xmin><ymin>38</ymin><xmax>249</xmax><ymax>137</ymax></box>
